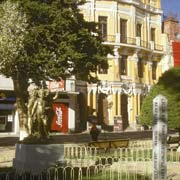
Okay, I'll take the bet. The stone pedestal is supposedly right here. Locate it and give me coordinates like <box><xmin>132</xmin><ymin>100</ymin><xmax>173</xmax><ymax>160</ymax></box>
<box><xmin>13</xmin><ymin>143</ymin><xmax>65</xmax><ymax>174</ymax></box>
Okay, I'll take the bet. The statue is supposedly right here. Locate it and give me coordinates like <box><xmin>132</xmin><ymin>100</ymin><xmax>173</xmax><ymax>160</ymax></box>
<box><xmin>28</xmin><ymin>88</ymin><xmax>52</xmax><ymax>138</ymax></box>
<box><xmin>27</xmin><ymin>89</ymin><xmax>38</xmax><ymax>135</ymax></box>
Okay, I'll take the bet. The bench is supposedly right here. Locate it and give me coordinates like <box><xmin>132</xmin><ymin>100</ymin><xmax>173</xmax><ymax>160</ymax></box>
<box><xmin>88</xmin><ymin>139</ymin><xmax>129</xmax><ymax>150</ymax></box>
<box><xmin>167</xmin><ymin>136</ymin><xmax>180</xmax><ymax>149</ymax></box>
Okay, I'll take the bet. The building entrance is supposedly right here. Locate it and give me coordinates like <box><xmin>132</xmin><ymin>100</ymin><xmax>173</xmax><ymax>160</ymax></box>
<box><xmin>121</xmin><ymin>94</ymin><xmax>129</xmax><ymax>129</ymax></box>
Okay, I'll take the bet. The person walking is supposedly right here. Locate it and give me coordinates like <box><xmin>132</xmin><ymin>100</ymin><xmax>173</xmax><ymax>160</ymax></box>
<box><xmin>90</xmin><ymin>124</ymin><xmax>100</xmax><ymax>141</ymax></box>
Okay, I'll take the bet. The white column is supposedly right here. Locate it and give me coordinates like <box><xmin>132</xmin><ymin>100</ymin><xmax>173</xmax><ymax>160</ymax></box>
<box><xmin>148</xmin><ymin>61</ymin><xmax>152</xmax><ymax>84</ymax></box>
<box><xmin>68</xmin><ymin>95</ymin><xmax>76</xmax><ymax>132</ymax></box>
<box><xmin>14</xmin><ymin>111</ymin><xmax>19</xmax><ymax>134</ymax></box>
<box><xmin>113</xmin><ymin>46</ymin><xmax>120</xmax><ymax>65</ymax></box>
<box><xmin>134</xmin><ymin>51</ymin><xmax>139</xmax><ymax>81</ymax></box>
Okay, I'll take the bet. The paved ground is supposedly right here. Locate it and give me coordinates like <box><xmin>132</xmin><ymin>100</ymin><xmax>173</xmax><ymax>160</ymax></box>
<box><xmin>0</xmin><ymin>146</ymin><xmax>15</xmax><ymax>168</ymax></box>
<box><xmin>1</xmin><ymin>130</ymin><xmax>180</xmax><ymax>179</ymax></box>
<box><xmin>0</xmin><ymin>130</ymin><xmax>152</xmax><ymax>146</ymax></box>
<box><xmin>0</xmin><ymin>130</ymin><xmax>152</xmax><ymax>168</ymax></box>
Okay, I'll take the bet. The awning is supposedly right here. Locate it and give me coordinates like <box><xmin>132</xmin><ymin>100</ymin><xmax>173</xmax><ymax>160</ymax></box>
<box><xmin>0</xmin><ymin>75</ymin><xmax>14</xmax><ymax>90</ymax></box>
<box><xmin>0</xmin><ymin>104</ymin><xmax>15</xmax><ymax>110</ymax></box>
<box><xmin>0</xmin><ymin>97</ymin><xmax>16</xmax><ymax>101</ymax></box>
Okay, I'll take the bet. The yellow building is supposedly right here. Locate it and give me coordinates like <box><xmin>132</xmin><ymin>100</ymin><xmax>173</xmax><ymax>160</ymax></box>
<box><xmin>79</xmin><ymin>0</ymin><xmax>164</xmax><ymax>131</ymax></box>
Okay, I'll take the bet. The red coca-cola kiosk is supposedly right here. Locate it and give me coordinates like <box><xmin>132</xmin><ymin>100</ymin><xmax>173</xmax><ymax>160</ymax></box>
<box><xmin>51</xmin><ymin>103</ymin><xmax>69</xmax><ymax>133</ymax></box>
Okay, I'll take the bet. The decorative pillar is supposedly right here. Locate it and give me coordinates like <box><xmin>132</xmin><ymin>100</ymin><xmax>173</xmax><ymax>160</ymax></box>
<box><xmin>117</xmin><ymin>91</ymin><xmax>121</xmax><ymax>116</ymax></box>
<box><xmin>157</xmin><ymin>60</ymin><xmax>162</xmax><ymax>80</ymax></box>
<box><xmin>148</xmin><ymin>61</ymin><xmax>153</xmax><ymax>85</ymax></box>
<box><xmin>113</xmin><ymin>47</ymin><xmax>120</xmax><ymax>80</ymax></box>
<box><xmin>87</xmin><ymin>87</ymin><xmax>94</xmax><ymax>115</ymax></box>
<box><xmin>134</xmin><ymin>94</ymin><xmax>138</xmax><ymax>118</ymax></box>
<box><xmin>137</xmin><ymin>93</ymin><xmax>141</xmax><ymax>115</ymax></box>
<box><xmin>115</xmin><ymin>33</ymin><xmax>120</xmax><ymax>43</ymax></box>
<box><xmin>91</xmin><ymin>0</ymin><xmax>95</xmax><ymax>22</ymax></box>
<box><xmin>87</xmin><ymin>90</ymin><xmax>91</xmax><ymax>107</ymax></box>
<box><xmin>129</xmin><ymin>95</ymin><xmax>134</xmax><ymax>124</ymax></box>
<box><xmin>107</xmin><ymin>94</ymin><xmax>113</xmax><ymax>125</ymax></box>
<box><xmin>134</xmin><ymin>93</ymin><xmax>139</xmax><ymax>128</ymax></box>
<box><xmin>112</xmin><ymin>91</ymin><xmax>117</xmax><ymax>117</ymax></box>
<box><xmin>133</xmin><ymin>51</ymin><xmax>139</xmax><ymax>82</ymax></box>
<box><xmin>113</xmin><ymin>47</ymin><xmax>120</xmax><ymax>65</ymax></box>
<box><xmin>127</xmin><ymin>95</ymin><xmax>131</xmax><ymax>128</ymax></box>
<box><xmin>92</xmin><ymin>88</ymin><xmax>97</xmax><ymax>115</ymax></box>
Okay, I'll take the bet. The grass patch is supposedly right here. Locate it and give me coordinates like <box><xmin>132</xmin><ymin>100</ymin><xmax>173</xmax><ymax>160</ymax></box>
<box><xmin>0</xmin><ymin>167</ymin><xmax>13</xmax><ymax>173</ymax></box>
<box><xmin>82</xmin><ymin>171</ymin><xmax>151</xmax><ymax>180</ymax></box>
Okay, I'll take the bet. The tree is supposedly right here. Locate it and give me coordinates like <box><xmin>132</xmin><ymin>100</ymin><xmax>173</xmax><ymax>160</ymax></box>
<box><xmin>0</xmin><ymin>0</ymin><xmax>110</xmax><ymax>140</ymax></box>
<box><xmin>140</xmin><ymin>67</ymin><xmax>180</xmax><ymax>132</ymax></box>
<box><xmin>0</xmin><ymin>0</ymin><xmax>29</xmax><ymax>140</ymax></box>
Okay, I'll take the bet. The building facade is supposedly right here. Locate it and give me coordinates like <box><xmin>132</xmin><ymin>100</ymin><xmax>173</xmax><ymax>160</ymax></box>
<box><xmin>0</xmin><ymin>75</ymin><xmax>18</xmax><ymax>133</ymax></box>
<box><xmin>163</xmin><ymin>15</ymin><xmax>180</xmax><ymax>42</ymax></box>
<box><xmin>0</xmin><ymin>0</ymin><xmax>167</xmax><ymax>135</ymax></box>
<box><xmin>163</xmin><ymin>15</ymin><xmax>180</xmax><ymax>67</ymax></box>
<box><xmin>80</xmin><ymin>0</ymin><xmax>165</xmax><ymax>130</ymax></box>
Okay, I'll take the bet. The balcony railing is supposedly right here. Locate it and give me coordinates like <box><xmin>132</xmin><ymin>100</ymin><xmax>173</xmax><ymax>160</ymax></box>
<box><xmin>102</xmin><ymin>35</ymin><xmax>116</xmax><ymax>43</ymax></box>
<box><xmin>103</xmin><ymin>34</ymin><xmax>163</xmax><ymax>52</ymax></box>
<box><xmin>140</xmin><ymin>40</ymin><xmax>151</xmax><ymax>49</ymax></box>
<box><xmin>121</xmin><ymin>36</ymin><xmax>136</xmax><ymax>45</ymax></box>
<box><xmin>155</xmin><ymin>44</ymin><xmax>163</xmax><ymax>51</ymax></box>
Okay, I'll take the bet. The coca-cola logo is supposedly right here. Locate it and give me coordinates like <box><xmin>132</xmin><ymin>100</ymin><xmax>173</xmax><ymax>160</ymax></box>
<box><xmin>55</xmin><ymin>107</ymin><xmax>62</xmax><ymax>126</ymax></box>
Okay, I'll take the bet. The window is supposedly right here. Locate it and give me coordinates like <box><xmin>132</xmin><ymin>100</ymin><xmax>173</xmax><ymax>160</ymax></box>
<box><xmin>136</xmin><ymin>24</ymin><xmax>142</xmax><ymax>37</ymax></box>
<box><xmin>138</xmin><ymin>58</ymin><xmax>143</xmax><ymax>78</ymax></box>
<box><xmin>98</xmin><ymin>16</ymin><xmax>108</xmax><ymax>41</ymax></box>
<box><xmin>0</xmin><ymin>116</ymin><xmax>7</xmax><ymax>131</ymax></box>
<box><xmin>120</xmin><ymin>19</ymin><xmax>127</xmax><ymax>43</ymax></box>
<box><xmin>151</xmin><ymin>28</ymin><xmax>155</xmax><ymax>41</ymax></box>
<box><xmin>98</xmin><ymin>65</ymin><xmax>108</xmax><ymax>74</ymax></box>
<box><xmin>152</xmin><ymin>61</ymin><xmax>157</xmax><ymax>80</ymax></box>
<box><xmin>120</xmin><ymin>55</ymin><xmax>128</xmax><ymax>75</ymax></box>
<box><xmin>150</xmin><ymin>0</ymin><xmax>157</xmax><ymax>7</ymax></box>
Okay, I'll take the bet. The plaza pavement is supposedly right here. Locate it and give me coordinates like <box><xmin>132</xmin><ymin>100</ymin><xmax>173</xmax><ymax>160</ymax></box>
<box><xmin>0</xmin><ymin>130</ymin><xmax>152</xmax><ymax>168</ymax></box>
<box><xmin>0</xmin><ymin>131</ymin><xmax>180</xmax><ymax>179</ymax></box>
<box><xmin>0</xmin><ymin>130</ymin><xmax>152</xmax><ymax>146</ymax></box>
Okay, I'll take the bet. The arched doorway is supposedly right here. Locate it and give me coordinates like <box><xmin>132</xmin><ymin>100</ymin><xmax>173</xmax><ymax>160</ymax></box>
<box><xmin>121</xmin><ymin>94</ymin><xmax>129</xmax><ymax>129</ymax></box>
<box><xmin>77</xmin><ymin>93</ymin><xmax>86</xmax><ymax>132</ymax></box>
<box><xmin>98</xmin><ymin>93</ymin><xmax>113</xmax><ymax>131</ymax></box>
<box><xmin>97</xmin><ymin>93</ymin><xmax>108</xmax><ymax>125</ymax></box>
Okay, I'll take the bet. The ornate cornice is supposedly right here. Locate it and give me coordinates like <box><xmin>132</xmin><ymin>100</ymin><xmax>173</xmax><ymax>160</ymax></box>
<box><xmin>87</xmin><ymin>82</ymin><xmax>151</xmax><ymax>96</ymax></box>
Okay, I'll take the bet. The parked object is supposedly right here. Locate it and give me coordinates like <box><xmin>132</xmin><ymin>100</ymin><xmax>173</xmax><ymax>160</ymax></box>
<box><xmin>88</xmin><ymin>139</ymin><xmax>129</xmax><ymax>151</ymax></box>
<box><xmin>167</xmin><ymin>135</ymin><xmax>180</xmax><ymax>149</ymax></box>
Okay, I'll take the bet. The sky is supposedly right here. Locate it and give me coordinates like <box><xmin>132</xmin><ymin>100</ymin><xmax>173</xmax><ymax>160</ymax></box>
<box><xmin>161</xmin><ymin>0</ymin><xmax>180</xmax><ymax>22</ymax></box>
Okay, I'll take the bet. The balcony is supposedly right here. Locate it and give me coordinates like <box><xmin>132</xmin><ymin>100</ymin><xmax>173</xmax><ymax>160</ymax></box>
<box><xmin>154</xmin><ymin>44</ymin><xmax>163</xmax><ymax>51</ymax></box>
<box><xmin>118</xmin><ymin>0</ymin><xmax>163</xmax><ymax>14</ymax></box>
<box><xmin>140</xmin><ymin>40</ymin><xmax>151</xmax><ymax>49</ymax></box>
<box><xmin>120</xmin><ymin>36</ymin><xmax>136</xmax><ymax>45</ymax></box>
<box><xmin>102</xmin><ymin>34</ymin><xmax>163</xmax><ymax>52</ymax></box>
